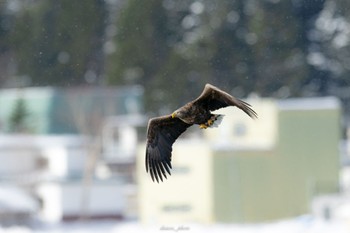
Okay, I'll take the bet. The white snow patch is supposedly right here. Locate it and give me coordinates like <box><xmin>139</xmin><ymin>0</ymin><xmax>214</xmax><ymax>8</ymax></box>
<box><xmin>0</xmin><ymin>217</ymin><xmax>348</xmax><ymax>233</ymax></box>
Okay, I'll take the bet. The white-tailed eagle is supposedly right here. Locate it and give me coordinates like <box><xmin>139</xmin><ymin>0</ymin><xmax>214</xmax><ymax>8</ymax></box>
<box><xmin>145</xmin><ymin>84</ymin><xmax>257</xmax><ymax>182</ymax></box>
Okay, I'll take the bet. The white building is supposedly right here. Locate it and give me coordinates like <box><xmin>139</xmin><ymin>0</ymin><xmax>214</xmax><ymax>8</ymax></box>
<box><xmin>0</xmin><ymin>134</ymin><xmax>128</xmax><ymax>224</ymax></box>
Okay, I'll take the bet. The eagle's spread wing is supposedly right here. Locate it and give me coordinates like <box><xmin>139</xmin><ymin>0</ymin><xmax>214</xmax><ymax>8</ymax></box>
<box><xmin>193</xmin><ymin>84</ymin><xmax>258</xmax><ymax>119</ymax></box>
<box><xmin>146</xmin><ymin>115</ymin><xmax>192</xmax><ymax>182</ymax></box>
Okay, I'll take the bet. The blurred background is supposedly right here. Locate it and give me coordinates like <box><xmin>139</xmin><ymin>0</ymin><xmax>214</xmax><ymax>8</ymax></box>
<box><xmin>0</xmin><ymin>0</ymin><xmax>349</xmax><ymax>232</ymax></box>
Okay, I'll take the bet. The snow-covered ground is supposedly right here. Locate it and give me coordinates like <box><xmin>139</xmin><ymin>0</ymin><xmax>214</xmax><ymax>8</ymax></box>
<box><xmin>0</xmin><ymin>217</ymin><xmax>348</xmax><ymax>233</ymax></box>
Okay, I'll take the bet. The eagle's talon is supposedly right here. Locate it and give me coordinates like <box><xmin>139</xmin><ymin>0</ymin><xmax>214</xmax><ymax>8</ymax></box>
<box><xmin>199</xmin><ymin>124</ymin><xmax>208</xmax><ymax>129</ymax></box>
<box><xmin>207</xmin><ymin>119</ymin><xmax>214</xmax><ymax>126</ymax></box>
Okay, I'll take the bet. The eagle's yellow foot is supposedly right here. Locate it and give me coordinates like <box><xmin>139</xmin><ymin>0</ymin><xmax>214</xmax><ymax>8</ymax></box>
<box><xmin>207</xmin><ymin>119</ymin><xmax>214</xmax><ymax>126</ymax></box>
<box><xmin>199</xmin><ymin>124</ymin><xmax>208</xmax><ymax>129</ymax></box>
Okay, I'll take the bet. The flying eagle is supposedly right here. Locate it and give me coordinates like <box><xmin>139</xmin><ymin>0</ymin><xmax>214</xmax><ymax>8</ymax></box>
<box><xmin>145</xmin><ymin>84</ymin><xmax>257</xmax><ymax>182</ymax></box>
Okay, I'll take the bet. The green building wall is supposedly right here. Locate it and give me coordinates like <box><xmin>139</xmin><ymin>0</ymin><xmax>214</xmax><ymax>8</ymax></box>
<box><xmin>213</xmin><ymin>104</ymin><xmax>341</xmax><ymax>223</ymax></box>
<box><xmin>0</xmin><ymin>86</ymin><xmax>144</xmax><ymax>134</ymax></box>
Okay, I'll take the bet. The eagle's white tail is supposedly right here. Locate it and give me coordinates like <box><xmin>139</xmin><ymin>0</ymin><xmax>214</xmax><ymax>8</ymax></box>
<box><xmin>209</xmin><ymin>114</ymin><xmax>224</xmax><ymax>128</ymax></box>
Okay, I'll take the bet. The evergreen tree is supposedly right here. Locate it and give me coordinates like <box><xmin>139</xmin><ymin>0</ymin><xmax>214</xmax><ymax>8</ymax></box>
<box><xmin>107</xmin><ymin>0</ymin><xmax>198</xmax><ymax>113</ymax></box>
<box><xmin>293</xmin><ymin>0</ymin><xmax>328</xmax><ymax>95</ymax></box>
<box><xmin>9</xmin><ymin>0</ymin><xmax>107</xmax><ymax>86</ymax></box>
<box><xmin>9</xmin><ymin>97</ymin><xmax>29</xmax><ymax>133</ymax></box>
<box><xmin>109</xmin><ymin>0</ymin><xmax>320</xmax><ymax>112</ymax></box>
<box><xmin>309</xmin><ymin>0</ymin><xmax>350</xmax><ymax>91</ymax></box>
<box><xmin>193</xmin><ymin>0</ymin><xmax>312</xmax><ymax>97</ymax></box>
<box><xmin>0</xmin><ymin>2</ymin><xmax>15</xmax><ymax>86</ymax></box>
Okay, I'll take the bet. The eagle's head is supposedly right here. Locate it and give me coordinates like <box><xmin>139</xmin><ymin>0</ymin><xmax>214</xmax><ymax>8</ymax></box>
<box><xmin>171</xmin><ymin>109</ymin><xmax>186</xmax><ymax>119</ymax></box>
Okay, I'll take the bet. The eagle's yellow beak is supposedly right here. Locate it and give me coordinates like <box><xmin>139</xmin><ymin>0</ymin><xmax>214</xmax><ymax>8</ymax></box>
<box><xmin>171</xmin><ymin>112</ymin><xmax>176</xmax><ymax>118</ymax></box>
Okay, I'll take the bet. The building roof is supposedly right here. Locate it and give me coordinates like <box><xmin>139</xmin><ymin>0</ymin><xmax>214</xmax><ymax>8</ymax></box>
<box><xmin>278</xmin><ymin>96</ymin><xmax>340</xmax><ymax>111</ymax></box>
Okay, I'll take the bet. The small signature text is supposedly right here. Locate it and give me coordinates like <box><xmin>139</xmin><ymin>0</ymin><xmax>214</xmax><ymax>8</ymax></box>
<box><xmin>160</xmin><ymin>225</ymin><xmax>191</xmax><ymax>232</ymax></box>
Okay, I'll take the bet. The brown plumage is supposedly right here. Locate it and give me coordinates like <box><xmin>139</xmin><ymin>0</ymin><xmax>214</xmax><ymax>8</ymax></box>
<box><xmin>145</xmin><ymin>84</ymin><xmax>257</xmax><ymax>182</ymax></box>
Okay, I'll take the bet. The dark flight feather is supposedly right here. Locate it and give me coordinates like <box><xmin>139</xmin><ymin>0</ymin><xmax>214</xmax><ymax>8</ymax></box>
<box><xmin>193</xmin><ymin>84</ymin><xmax>258</xmax><ymax>119</ymax></box>
<box><xmin>145</xmin><ymin>115</ymin><xmax>191</xmax><ymax>182</ymax></box>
